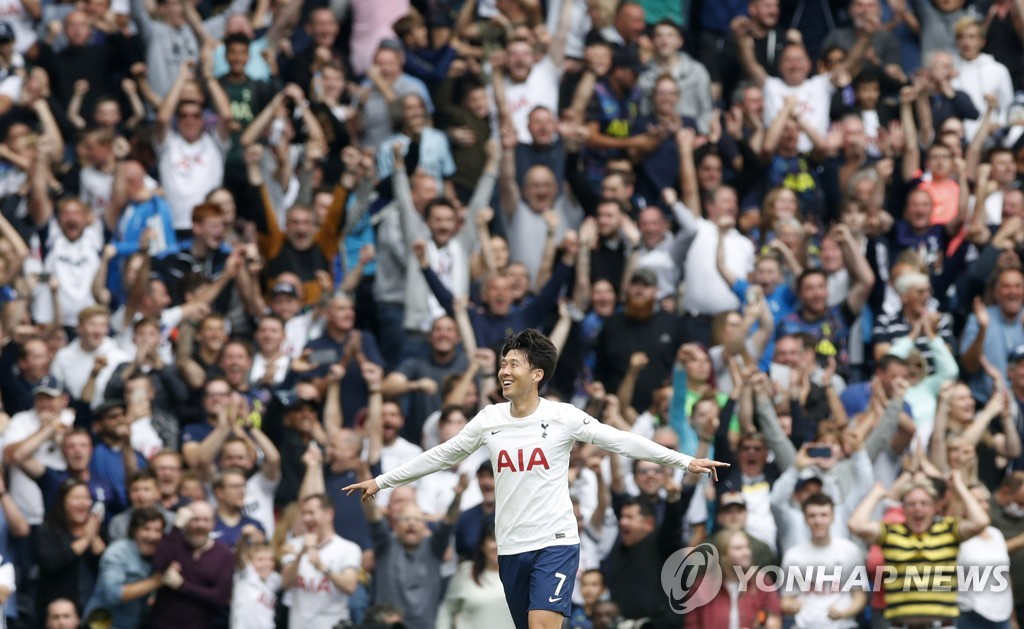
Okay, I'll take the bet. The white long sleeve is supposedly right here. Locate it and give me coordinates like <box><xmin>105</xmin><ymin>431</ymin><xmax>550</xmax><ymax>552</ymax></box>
<box><xmin>581</xmin><ymin>420</ymin><xmax>695</xmax><ymax>470</ymax></box>
<box><xmin>375</xmin><ymin>424</ymin><xmax>482</xmax><ymax>490</ymax></box>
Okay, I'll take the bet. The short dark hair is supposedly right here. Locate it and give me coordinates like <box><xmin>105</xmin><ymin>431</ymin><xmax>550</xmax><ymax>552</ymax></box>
<box><xmin>619</xmin><ymin>496</ymin><xmax>656</xmax><ymax>520</ymax></box>
<box><xmin>853</xmin><ymin>64</ymin><xmax>882</xmax><ymax>87</ymax></box>
<box><xmin>128</xmin><ymin>506</ymin><xmax>166</xmax><ymax>538</ymax></box>
<box><xmin>876</xmin><ymin>354</ymin><xmax>909</xmax><ymax>372</ymax></box>
<box><xmin>424</xmin><ymin>197</ymin><xmax>457</xmax><ymax>222</ymax></box>
<box><xmin>129</xmin><ymin>469</ymin><xmax>157</xmax><ymax>487</ymax></box>
<box><xmin>223</xmin><ymin>338</ymin><xmax>253</xmax><ymax>359</ymax></box>
<box><xmin>796</xmin><ymin>268</ymin><xmax>828</xmax><ymax>292</ymax></box>
<box><xmin>501</xmin><ymin>329</ymin><xmax>558</xmax><ymax>391</ymax></box>
<box><xmin>224</xmin><ymin>33</ymin><xmax>251</xmax><ymax>48</ymax></box>
<box><xmin>801</xmin><ymin>491</ymin><xmax>834</xmax><ymax>512</ymax></box>
<box><xmin>652</xmin><ymin>18</ymin><xmax>682</xmax><ymax>38</ymax></box>
<box><xmin>303</xmin><ymin>493</ymin><xmax>334</xmax><ymax>511</ymax></box>
<box><xmin>596</xmin><ymin>197</ymin><xmax>628</xmax><ymax>216</ymax></box>
<box><xmin>477</xmin><ymin>461</ymin><xmax>493</xmax><ymax>478</ymax></box>
<box><xmin>212</xmin><ymin>467</ymin><xmax>247</xmax><ymax>491</ymax></box>
<box><xmin>393</xmin><ymin>14</ymin><xmax>423</xmax><ymax>41</ymax></box>
<box><xmin>438</xmin><ymin>405</ymin><xmax>468</xmax><ymax>425</ymax></box>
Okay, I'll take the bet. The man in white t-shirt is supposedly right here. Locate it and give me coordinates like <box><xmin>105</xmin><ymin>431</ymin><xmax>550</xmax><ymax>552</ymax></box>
<box><xmin>29</xmin><ymin>191</ymin><xmax>105</xmax><ymax>328</ymax></box>
<box><xmin>154</xmin><ymin>62</ymin><xmax>231</xmax><ymax>232</ymax></box>
<box><xmin>735</xmin><ymin>14</ymin><xmax>874</xmax><ymax>152</ymax></box>
<box><xmin>281</xmin><ymin>494</ymin><xmax>362</xmax><ymax>629</ymax></box>
<box><xmin>494</xmin><ymin>38</ymin><xmax>565</xmax><ymax>144</ymax></box>
<box><xmin>676</xmin><ymin>186</ymin><xmax>755</xmax><ymax>344</ymax></box>
<box><xmin>344</xmin><ymin>330</ymin><xmax>727</xmax><ymax>629</ymax></box>
<box><xmin>781</xmin><ymin>492</ymin><xmax>867</xmax><ymax>628</ymax></box>
<box><xmin>1</xmin><ymin>376</ymin><xmax>72</xmax><ymax>525</ymax></box>
<box><xmin>50</xmin><ymin>305</ymin><xmax>128</xmax><ymax>408</ymax></box>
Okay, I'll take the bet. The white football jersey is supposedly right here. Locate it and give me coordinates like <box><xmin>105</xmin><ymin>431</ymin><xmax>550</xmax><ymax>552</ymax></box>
<box><xmin>376</xmin><ymin>398</ymin><xmax>694</xmax><ymax>556</ymax></box>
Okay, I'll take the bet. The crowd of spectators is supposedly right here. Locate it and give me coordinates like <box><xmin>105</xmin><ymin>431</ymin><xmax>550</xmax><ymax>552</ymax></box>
<box><xmin>0</xmin><ymin>0</ymin><xmax>1021</xmax><ymax>627</ymax></box>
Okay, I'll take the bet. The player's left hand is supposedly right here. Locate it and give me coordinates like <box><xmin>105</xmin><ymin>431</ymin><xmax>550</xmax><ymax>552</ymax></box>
<box><xmin>687</xmin><ymin>458</ymin><xmax>730</xmax><ymax>481</ymax></box>
<box><xmin>342</xmin><ymin>479</ymin><xmax>381</xmax><ymax>502</ymax></box>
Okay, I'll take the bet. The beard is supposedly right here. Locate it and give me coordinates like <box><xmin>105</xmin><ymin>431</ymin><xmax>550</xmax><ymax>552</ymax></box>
<box><xmin>624</xmin><ymin>295</ymin><xmax>655</xmax><ymax>321</ymax></box>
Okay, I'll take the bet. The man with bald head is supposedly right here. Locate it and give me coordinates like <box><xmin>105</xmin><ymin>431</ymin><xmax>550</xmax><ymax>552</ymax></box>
<box><xmin>149</xmin><ymin>501</ymin><xmax>233</xmax><ymax>629</ymax></box>
<box><xmin>515</xmin><ymin>107</ymin><xmax>566</xmax><ymax>194</ymax></box>
<box><xmin>38</xmin><ymin>9</ymin><xmax>125</xmax><ymax>113</ymax></box>
<box><xmin>500</xmin><ymin>161</ymin><xmax>573</xmax><ymax>286</ymax></box>
<box><xmin>45</xmin><ymin>598</ymin><xmax>81</xmax><ymax>629</ymax></box>
<box><xmin>363</xmin><ymin>471</ymin><xmax>467</xmax><ymax>629</ymax></box>
<box><xmin>633</xmin><ymin>206</ymin><xmax>683</xmax><ymax>304</ymax></box>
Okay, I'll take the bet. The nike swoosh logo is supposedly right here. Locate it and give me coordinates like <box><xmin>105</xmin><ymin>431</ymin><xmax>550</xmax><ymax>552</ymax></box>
<box><xmin>491</xmin><ymin>430</ymin><xmax>503</xmax><ymax>435</ymax></box>
<box><xmin>548</xmin><ymin>597</ymin><xmax>562</xmax><ymax>603</ymax></box>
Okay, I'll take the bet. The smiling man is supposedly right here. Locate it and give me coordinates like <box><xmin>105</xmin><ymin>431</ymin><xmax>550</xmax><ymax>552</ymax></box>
<box><xmin>345</xmin><ymin>329</ymin><xmax>727</xmax><ymax>629</ymax></box>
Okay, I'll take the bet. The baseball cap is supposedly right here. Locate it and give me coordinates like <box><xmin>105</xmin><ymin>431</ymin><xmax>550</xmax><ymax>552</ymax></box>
<box><xmin>270</xmin><ymin>282</ymin><xmax>299</xmax><ymax>299</ymax></box>
<box><xmin>795</xmin><ymin>469</ymin><xmax>823</xmax><ymax>492</ymax></box>
<box><xmin>95</xmin><ymin>399</ymin><xmax>127</xmax><ymax>419</ymax></box>
<box><xmin>33</xmin><ymin>375</ymin><xmax>65</xmax><ymax>397</ymax></box>
<box><xmin>0</xmin><ymin>24</ymin><xmax>14</xmax><ymax>43</ymax></box>
<box><xmin>277</xmin><ymin>389</ymin><xmax>319</xmax><ymax>412</ymax></box>
<box><xmin>718</xmin><ymin>491</ymin><xmax>746</xmax><ymax>510</ymax></box>
<box><xmin>630</xmin><ymin>268</ymin><xmax>657</xmax><ymax>286</ymax></box>
<box><xmin>378</xmin><ymin>38</ymin><xmax>404</xmax><ymax>53</ymax></box>
<box><xmin>1009</xmin><ymin>344</ymin><xmax>1024</xmax><ymax>364</ymax></box>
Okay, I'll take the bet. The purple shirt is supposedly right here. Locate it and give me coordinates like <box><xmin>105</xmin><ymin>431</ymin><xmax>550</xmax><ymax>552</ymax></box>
<box><xmin>149</xmin><ymin>528</ymin><xmax>233</xmax><ymax>629</ymax></box>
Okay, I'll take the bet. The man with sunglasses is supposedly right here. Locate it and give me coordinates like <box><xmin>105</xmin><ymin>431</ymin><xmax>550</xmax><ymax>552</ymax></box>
<box><xmin>154</xmin><ymin>60</ymin><xmax>232</xmax><ymax>237</ymax></box>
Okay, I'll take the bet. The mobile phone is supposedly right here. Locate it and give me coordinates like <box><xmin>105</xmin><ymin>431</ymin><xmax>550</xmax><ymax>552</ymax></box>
<box><xmin>91</xmin><ymin>502</ymin><xmax>105</xmax><ymax>520</ymax></box>
<box><xmin>37</xmin><ymin>272</ymin><xmax>50</xmax><ymax>282</ymax></box>
<box><xmin>807</xmin><ymin>446</ymin><xmax>832</xmax><ymax>458</ymax></box>
<box><xmin>307</xmin><ymin>348</ymin><xmax>338</xmax><ymax>365</ymax></box>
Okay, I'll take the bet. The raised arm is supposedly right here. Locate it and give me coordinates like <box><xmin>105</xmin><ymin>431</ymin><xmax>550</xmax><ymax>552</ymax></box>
<box><xmin>240</xmin><ymin>91</ymin><xmax>287</xmax><ymax>148</ymax></box>
<box><xmin>676</xmin><ymin>129</ymin><xmax>701</xmax><ymax>213</ymax></box>
<box><xmin>732</xmin><ymin>17</ymin><xmax>768</xmax><ymax>87</ymax></box>
<box><xmin>297</xmin><ymin>443</ymin><xmax>326</xmax><ymax>500</ymax></box>
<box><xmin>155</xmin><ymin>61</ymin><xmax>195</xmax><ymax>145</ymax></box>
<box><xmin>835</xmin><ymin>224</ymin><xmax>874</xmax><ymax>315</ymax></box>
<box><xmin>899</xmin><ymin>86</ymin><xmax>921</xmax><ymax>180</ymax></box>
<box><xmin>361</xmin><ymin>363</ymin><xmax>384</xmax><ymax>466</ymax></box>
<box><xmin>952</xmin><ymin>469</ymin><xmax>991</xmax><ymax>540</ymax></box>
<box><xmin>715</xmin><ymin>216</ymin><xmax>737</xmax><ymax>287</ymax></box>
<box><xmin>498</xmin><ymin>124</ymin><xmax>520</xmax><ymax>217</ymax></box>
<box><xmin>847</xmin><ymin>482</ymin><xmax>887</xmax><ymax>543</ymax></box>
<box><xmin>199</xmin><ymin>45</ymin><xmax>234</xmax><ymax>142</ymax></box>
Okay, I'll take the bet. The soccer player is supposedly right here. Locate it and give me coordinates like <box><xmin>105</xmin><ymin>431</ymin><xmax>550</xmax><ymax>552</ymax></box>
<box><xmin>345</xmin><ymin>329</ymin><xmax>728</xmax><ymax>629</ymax></box>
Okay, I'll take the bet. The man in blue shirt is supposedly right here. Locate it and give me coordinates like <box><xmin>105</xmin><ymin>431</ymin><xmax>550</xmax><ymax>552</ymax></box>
<box><xmin>584</xmin><ymin>48</ymin><xmax>656</xmax><ymax>187</ymax></box>
<box><xmin>211</xmin><ymin>468</ymin><xmax>265</xmax><ymax>548</ymax></box>
<box><xmin>84</xmin><ymin>507</ymin><xmax>166</xmax><ymax>628</ymax></box>
<box><xmin>89</xmin><ymin>399</ymin><xmax>147</xmax><ymax>513</ymax></box>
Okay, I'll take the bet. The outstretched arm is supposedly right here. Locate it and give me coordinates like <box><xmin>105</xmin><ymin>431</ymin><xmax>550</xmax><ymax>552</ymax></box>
<box><xmin>345</xmin><ymin>423</ymin><xmax>483</xmax><ymax>500</ymax></box>
<box><xmin>577</xmin><ymin>416</ymin><xmax>728</xmax><ymax>478</ymax></box>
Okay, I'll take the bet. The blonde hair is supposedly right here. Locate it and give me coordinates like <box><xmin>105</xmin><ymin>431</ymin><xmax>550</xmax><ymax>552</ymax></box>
<box><xmin>900</xmin><ymin>479</ymin><xmax>938</xmax><ymax>502</ymax></box>
<box><xmin>953</xmin><ymin>16</ymin><xmax>984</xmax><ymax>37</ymax></box>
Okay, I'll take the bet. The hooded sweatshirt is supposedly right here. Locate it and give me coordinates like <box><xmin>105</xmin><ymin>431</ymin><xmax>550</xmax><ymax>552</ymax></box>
<box><xmin>953</xmin><ymin>52</ymin><xmax>1014</xmax><ymax>140</ymax></box>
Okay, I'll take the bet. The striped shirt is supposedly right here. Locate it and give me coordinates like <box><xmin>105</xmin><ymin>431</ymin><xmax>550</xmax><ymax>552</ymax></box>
<box><xmin>877</xmin><ymin>516</ymin><xmax>962</xmax><ymax>620</ymax></box>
